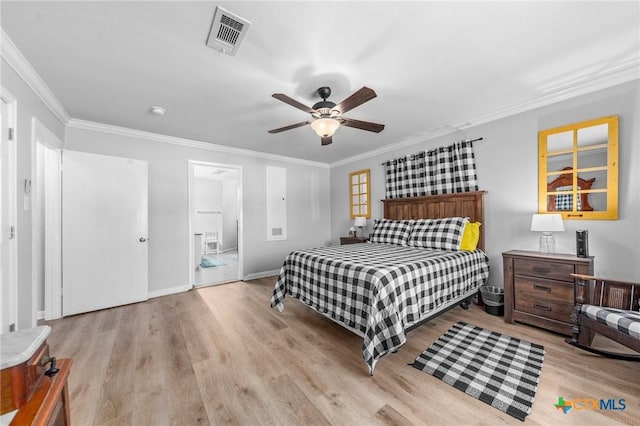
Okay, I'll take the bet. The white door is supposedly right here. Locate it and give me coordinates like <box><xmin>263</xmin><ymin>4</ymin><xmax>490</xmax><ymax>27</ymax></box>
<box><xmin>1</xmin><ymin>95</ymin><xmax>17</xmax><ymax>332</ymax></box>
<box><xmin>62</xmin><ymin>151</ymin><xmax>148</xmax><ymax>316</ymax></box>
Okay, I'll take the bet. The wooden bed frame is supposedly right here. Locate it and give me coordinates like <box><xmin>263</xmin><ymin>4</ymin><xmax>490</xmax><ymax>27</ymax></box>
<box><xmin>381</xmin><ymin>190</ymin><xmax>488</xmax><ymax>320</ymax></box>
<box><xmin>273</xmin><ymin>190</ymin><xmax>489</xmax><ymax>374</ymax></box>
<box><xmin>382</xmin><ymin>190</ymin><xmax>487</xmax><ymax>251</ymax></box>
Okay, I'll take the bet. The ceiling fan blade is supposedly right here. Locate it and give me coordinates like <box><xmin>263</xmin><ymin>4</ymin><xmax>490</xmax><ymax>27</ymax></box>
<box><xmin>335</xmin><ymin>87</ymin><xmax>377</xmax><ymax>114</ymax></box>
<box><xmin>321</xmin><ymin>135</ymin><xmax>333</xmax><ymax>146</ymax></box>
<box><xmin>341</xmin><ymin>117</ymin><xmax>385</xmax><ymax>133</ymax></box>
<box><xmin>272</xmin><ymin>93</ymin><xmax>317</xmax><ymax>114</ymax></box>
<box><xmin>268</xmin><ymin>120</ymin><xmax>311</xmax><ymax>134</ymax></box>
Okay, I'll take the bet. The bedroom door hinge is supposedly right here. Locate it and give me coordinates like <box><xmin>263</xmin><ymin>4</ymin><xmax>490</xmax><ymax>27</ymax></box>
<box><xmin>8</xmin><ymin>128</ymin><xmax>14</xmax><ymax>141</ymax></box>
<box><xmin>9</xmin><ymin>225</ymin><xmax>15</xmax><ymax>239</ymax></box>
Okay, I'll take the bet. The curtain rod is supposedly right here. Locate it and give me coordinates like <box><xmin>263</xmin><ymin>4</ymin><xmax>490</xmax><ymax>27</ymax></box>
<box><xmin>380</xmin><ymin>137</ymin><xmax>484</xmax><ymax>165</ymax></box>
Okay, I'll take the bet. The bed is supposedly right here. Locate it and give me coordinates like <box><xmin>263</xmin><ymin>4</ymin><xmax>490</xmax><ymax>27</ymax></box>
<box><xmin>270</xmin><ymin>191</ymin><xmax>490</xmax><ymax>375</ymax></box>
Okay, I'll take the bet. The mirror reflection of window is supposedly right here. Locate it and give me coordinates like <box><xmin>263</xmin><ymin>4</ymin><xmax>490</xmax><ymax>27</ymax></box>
<box><xmin>577</xmin><ymin>123</ymin><xmax>608</xmax><ymax>147</ymax></box>
<box><xmin>547</xmin><ymin>130</ymin><xmax>573</xmax><ymax>152</ymax></box>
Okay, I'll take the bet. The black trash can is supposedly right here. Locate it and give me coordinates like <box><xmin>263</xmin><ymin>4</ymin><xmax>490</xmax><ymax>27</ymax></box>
<box><xmin>480</xmin><ymin>286</ymin><xmax>504</xmax><ymax>316</ymax></box>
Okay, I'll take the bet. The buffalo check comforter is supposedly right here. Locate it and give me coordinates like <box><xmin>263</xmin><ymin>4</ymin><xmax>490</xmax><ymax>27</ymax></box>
<box><xmin>270</xmin><ymin>242</ymin><xmax>490</xmax><ymax>375</ymax></box>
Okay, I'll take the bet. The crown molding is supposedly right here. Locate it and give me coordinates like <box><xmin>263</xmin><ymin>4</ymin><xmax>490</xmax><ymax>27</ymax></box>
<box><xmin>330</xmin><ymin>68</ymin><xmax>640</xmax><ymax>168</ymax></box>
<box><xmin>67</xmin><ymin>119</ymin><xmax>330</xmax><ymax>169</ymax></box>
<box><xmin>0</xmin><ymin>28</ymin><xmax>71</xmax><ymax>125</ymax></box>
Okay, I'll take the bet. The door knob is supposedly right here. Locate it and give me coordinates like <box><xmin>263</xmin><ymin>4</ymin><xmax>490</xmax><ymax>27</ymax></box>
<box><xmin>139</xmin><ymin>237</ymin><xmax>147</xmax><ymax>242</ymax></box>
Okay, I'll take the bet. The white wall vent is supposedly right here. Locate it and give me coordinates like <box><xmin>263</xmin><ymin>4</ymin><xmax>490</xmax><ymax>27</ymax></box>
<box><xmin>206</xmin><ymin>6</ymin><xmax>251</xmax><ymax>56</ymax></box>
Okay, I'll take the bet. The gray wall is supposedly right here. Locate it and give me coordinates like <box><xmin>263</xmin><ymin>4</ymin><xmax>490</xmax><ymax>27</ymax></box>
<box><xmin>2</xmin><ymin>58</ymin><xmax>66</xmax><ymax>329</ymax></box>
<box><xmin>65</xmin><ymin>126</ymin><xmax>332</xmax><ymax>294</ymax></box>
<box><xmin>330</xmin><ymin>81</ymin><xmax>640</xmax><ymax>284</ymax></box>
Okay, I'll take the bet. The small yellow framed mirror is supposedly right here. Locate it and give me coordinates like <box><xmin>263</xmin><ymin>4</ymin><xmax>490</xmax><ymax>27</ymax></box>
<box><xmin>349</xmin><ymin>169</ymin><xmax>371</xmax><ymax>219</ymax></box>
<box><xmin>538</xmin><ymin>115</ymin><xmax>618</xmax><ymax>220</ymax></box>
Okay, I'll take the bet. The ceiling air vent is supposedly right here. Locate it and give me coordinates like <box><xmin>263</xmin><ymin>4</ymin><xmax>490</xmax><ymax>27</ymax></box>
<box><xmin>206</xmin><ymin>6</ymin><xmax>251</xmax><ymax>56</ymax></box>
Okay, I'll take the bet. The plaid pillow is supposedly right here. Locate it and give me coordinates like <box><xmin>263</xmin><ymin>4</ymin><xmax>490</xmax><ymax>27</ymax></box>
<box><xmin>409</xmin><ymin>217</ymin><xmax>469</xmax><ymax>251</ymax></box>
<box><xmin>369</xmin><ymin>219</ymin><xmax>413</xmax><ymax>246</ymax></box>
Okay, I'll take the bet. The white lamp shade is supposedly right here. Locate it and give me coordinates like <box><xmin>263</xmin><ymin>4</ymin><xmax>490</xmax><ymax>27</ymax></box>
<box><xmin>353</xmin><ymin>216</ymin><xmax>367</xmax><ymax>228</ymax></box>
<box><xmin>310</xmin><ymin>118</ymin><xmax>340</xmax><ymax>137</ymax></box>
<box><xmin>530</xmin><ymin>213</ymin><xmax>565</xmax><ymax>232</ymax></box>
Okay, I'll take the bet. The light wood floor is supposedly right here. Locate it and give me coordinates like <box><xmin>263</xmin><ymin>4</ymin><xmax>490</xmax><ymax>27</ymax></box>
<box><xmin>42</xmin><ymin>277</ymin><xmax>639</xmax><ymax>425</ymax></box>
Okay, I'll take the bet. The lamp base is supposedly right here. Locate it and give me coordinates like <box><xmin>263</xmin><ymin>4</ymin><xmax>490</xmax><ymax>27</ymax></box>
<box><xmin>539</xmin><ymin>232</ymin><xmax>556</xmax><ymax>253</ymax></box>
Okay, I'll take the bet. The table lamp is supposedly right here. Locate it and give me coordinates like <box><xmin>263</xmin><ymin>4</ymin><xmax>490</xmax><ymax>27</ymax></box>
<box><xmin>530</xmin><ymin>213</ymin><xmax>564</xmax><ymax>253</ymax></box>
<box><xmin>353</xmin><ymin>216</ymin><xmax>367</xmax><ymax>237</ymax></box>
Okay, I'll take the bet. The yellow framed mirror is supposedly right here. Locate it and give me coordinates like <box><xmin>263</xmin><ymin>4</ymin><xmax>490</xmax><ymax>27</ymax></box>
<box><xmin>538</xmin><ymin>115</ymin><xmax>618</xmax><ymax>220</ymax></box>
<box><xmin>349</xmin><ymin>169</ymin><xmax>371</xmax><ymax>219</ymax></box>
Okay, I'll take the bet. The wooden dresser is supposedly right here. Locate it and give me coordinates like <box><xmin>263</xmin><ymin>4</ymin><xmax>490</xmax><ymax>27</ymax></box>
<box><xmin>503</xmin><ymin>250</ymin><xmax>594</xmax><ymax>335</ymax></box>
<box><xmin>1</xmin><ymin>326</ymin><xmax>71</xmax><ymax>425</ymax></box>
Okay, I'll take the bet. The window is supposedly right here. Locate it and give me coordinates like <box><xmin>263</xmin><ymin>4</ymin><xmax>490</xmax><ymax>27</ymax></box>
<box><xmin>349</xmin><ymin>169</ymin><xmax>370</xmax><ymax>219</ymax></box>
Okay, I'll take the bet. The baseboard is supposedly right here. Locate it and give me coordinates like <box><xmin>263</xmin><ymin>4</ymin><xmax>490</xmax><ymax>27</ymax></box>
<box><xmin>37</xmin><ymin>310</ymin><xmax>45</xmax><ymax>320</ymax></box>
<box><xmin>148</xmin><ymin>285</ymin><xmax>190</xmax><ymax>299</ymax></box>
<box><xmin>243</xmin><ymin>270</ymin><xmax>280</xmax><ymax>281</ymax></box>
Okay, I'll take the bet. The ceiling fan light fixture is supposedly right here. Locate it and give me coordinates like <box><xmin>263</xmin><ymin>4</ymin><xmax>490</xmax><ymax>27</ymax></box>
<box><xmin>311</xmin><ymin>118</ymin><xmax>340</xmax><ymax>137</ymax></box>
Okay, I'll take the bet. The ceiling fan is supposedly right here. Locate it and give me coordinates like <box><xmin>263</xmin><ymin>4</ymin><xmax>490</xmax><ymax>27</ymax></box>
<box><xmin>268</xmin><ymin>86</ymin><xmax>385</xmax><ymax>146</ymax></box>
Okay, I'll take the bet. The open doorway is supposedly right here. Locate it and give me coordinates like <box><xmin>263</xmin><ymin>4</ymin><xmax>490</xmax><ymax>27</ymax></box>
<box><xmin>188</xmin><ymin>161</ymin><xmax>242</xmax><ymax>287</ymax></box>
<box><xmin>32</xmin><ymin>118</ymin><xmax>63</xmax><ymax>322</ymax></box>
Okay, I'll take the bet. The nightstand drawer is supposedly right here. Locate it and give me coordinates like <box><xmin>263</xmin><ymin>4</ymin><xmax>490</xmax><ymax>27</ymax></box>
<box><xmin>340</xmin><ymin>237</ymin><xmax>368</xmax><ymax>245</ymax></box>
<box><xmin>514</xmin><ymin>277</ymin><xmax>573</xmax><ymax>322</ymax></box>
<box><xmin>514</xmin><ymin>258</ymin><xmax>574</xmax><ymax>282</ymax></box>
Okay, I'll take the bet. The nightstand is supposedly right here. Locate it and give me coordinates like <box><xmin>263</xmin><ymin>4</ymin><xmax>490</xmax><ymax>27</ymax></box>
<box><xmin>340</xmin><ymin>236</ymin><xmax>368</xmax><ymax>245</ymax></box>
<box><xmin>502</xmin><ymin>250</ymin><xmax>594</xmax><ymax>335</ymax></box>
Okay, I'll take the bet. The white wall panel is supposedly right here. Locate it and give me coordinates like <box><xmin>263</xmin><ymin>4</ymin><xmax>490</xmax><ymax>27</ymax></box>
<box><xmin>266</xmin><ymin>166</ymin><xmax>287</xmax><ymax>241</ymax></box>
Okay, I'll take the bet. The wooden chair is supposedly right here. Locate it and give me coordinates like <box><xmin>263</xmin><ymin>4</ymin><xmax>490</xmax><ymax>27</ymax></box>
<box><xmin>566</xmin><ymin>274</ymin><xmax>640</xmax><ymax>361</ymax></box>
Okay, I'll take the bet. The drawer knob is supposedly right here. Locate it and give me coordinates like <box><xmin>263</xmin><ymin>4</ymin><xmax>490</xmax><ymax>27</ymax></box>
<box><xmin>533</xmin><ymin>284</ymin><xmax>552</xmax><ymax>292</ymax></box>
<box><xmin>532</xmin><ymin>266</ymin><xmax>550</xmax><ymax>274</ymax></box>
<box><xmin>41</xmin><ymin>356</ymin><xmax>60</xmax><ymax>378</ymax></box>
<box><xmin>533</xmin><ymin>303</ymin><xmax>551</xmax><ymax>312</ymax></box>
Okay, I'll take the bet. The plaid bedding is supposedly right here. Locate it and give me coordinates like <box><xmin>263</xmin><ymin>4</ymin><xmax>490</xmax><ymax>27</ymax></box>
<box><xmin>270</xmin><ymin>243</ymin><xmax>490</xmax><ymax>374</ymax></box>
<box><xmin>556</xmin><ymin>191</ymin><xmax>581</xmax><ymax>210</ymax></box>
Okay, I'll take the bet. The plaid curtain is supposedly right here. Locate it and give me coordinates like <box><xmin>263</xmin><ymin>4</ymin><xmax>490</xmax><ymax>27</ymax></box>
<box><xmin>384</xmin><ymin>154</ymin><xmax>427</xmax><ymax>199</ymax></box>
<box><xmin>385</xmin><ymin>140</ymin><xmax>478</xmax><ymax>198</ymax></box>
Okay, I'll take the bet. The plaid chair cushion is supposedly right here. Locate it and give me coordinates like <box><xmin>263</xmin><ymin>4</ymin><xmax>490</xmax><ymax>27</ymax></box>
<box><xmin>409</xmin><ymin>217</ymin><xmax>469</xmax><ymax>251</ymax></box>
<box><xmin>369</xmin><ymin>219</ymin><xmax>413</xmax><ymax>246</ymax></box>
<box><xmin>580</xmin><ymin>305</ymin><xmax>640</xmax><ymax>339</ymax></box>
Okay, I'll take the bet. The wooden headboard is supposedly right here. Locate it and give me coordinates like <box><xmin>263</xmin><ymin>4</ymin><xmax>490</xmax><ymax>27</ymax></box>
<box><xmin>382</xmin><ymin>191</ymin><xmax>487</xmax><ymax>251</ymax></box>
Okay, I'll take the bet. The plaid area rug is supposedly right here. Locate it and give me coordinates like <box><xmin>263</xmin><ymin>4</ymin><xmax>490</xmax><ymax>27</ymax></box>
<box><xmin>410</xmin><ymin>322</ymin><xmax>544</xmax><ymax>421</ymax></box>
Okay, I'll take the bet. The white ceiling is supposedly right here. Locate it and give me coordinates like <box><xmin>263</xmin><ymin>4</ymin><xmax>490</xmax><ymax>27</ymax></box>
<box><xmin>2</xmin><ymin>1</ymin><xmax>639</xmax><ymax>164</ymax></box>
